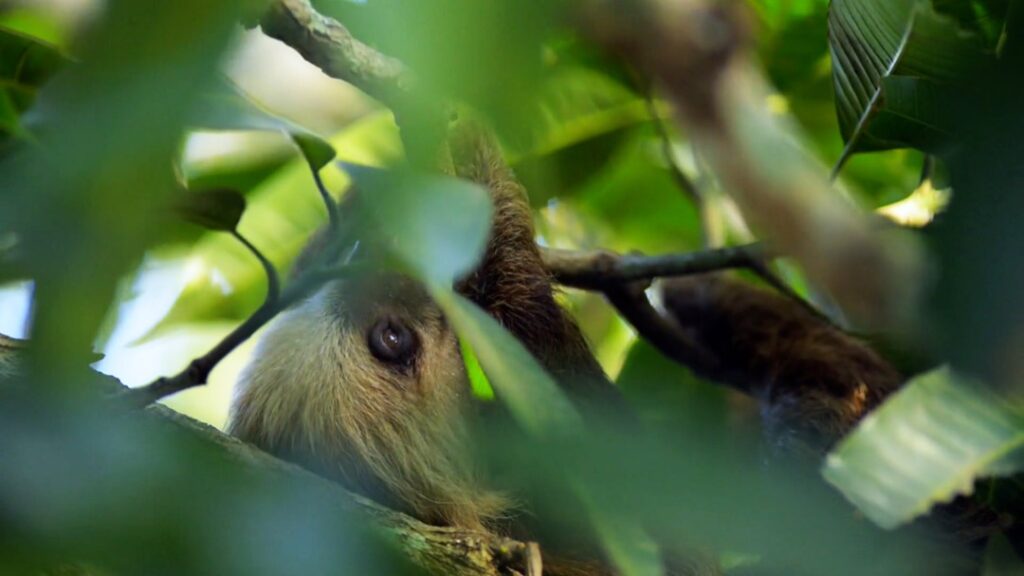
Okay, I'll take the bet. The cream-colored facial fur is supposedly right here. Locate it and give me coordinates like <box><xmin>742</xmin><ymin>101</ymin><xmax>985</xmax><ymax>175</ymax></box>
<box><xmin>229</xmin><ymin>271</ymin><xmax>509</xmax><ymax>530</ymax></box>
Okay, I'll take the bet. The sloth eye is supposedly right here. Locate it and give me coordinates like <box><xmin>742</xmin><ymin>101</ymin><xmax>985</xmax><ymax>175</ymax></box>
<box><xmin>368</xmin><ymin>318</ymin><xmax>418</xmax><ymax>368</ymax></box>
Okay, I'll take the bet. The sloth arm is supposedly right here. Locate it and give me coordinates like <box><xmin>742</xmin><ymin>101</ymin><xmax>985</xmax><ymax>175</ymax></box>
<box><xmin>658</xmin><ymin>274</ymin><xmax>903</xmax><ymax>455</ymax></box>
<box><xmin>448</xmin><ymin>125</ymin><xmax>617</xmax><ymax>403</ymax></box>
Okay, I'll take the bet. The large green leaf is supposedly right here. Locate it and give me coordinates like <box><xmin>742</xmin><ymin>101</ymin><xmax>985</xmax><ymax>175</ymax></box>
<box><xmin>0</xmin><ymin>26</ymin><xmax>66</xmax><ymax>137</ymax></box>
<box><xmin>828</xmin><ymin>0</ymin><xmax>991</xmax><ymax>154</ymax></box>
<box><xmin>823</xmin><ymin>367</ymin><xmax>1024</xmax><ymax>529</ymax></box>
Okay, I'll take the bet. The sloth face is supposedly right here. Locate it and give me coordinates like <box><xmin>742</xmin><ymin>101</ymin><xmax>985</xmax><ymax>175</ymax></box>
<box><xmin>228</xmin><ymin>269</ymin><xmax>506</xmax><ymax>528</ymax></box>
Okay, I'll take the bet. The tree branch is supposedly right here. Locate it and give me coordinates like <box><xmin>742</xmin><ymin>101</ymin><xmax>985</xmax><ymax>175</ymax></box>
<box><xmin>258</xmin><ymin>0</ymin><xmax>412</xmax><ymax>109</ymax></box>
<box><xmin>259</xmin><ymin>0</ymin><xmax>448</xmax><ymax>166</ymax></box>
<box><xmin>541</xmin><ymin>243</ymin><xmax>767</xmax><ymax>291</ymax></box>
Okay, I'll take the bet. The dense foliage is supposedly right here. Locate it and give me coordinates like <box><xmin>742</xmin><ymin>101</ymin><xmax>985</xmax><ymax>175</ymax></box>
<box><xmin>0</xmin><ymin>0</ymin><xmax>1021</xmax><ymax>574</ymax></box>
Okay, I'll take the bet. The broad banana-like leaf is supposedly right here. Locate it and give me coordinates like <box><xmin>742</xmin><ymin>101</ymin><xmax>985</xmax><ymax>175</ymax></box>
<box><xmin>828</xmin><ymin>0</ymin><xmax>991</xmax><ymax>155</ymax></box>
<box><xmin>824</xmin><ymin>367</ymin><xmax>1024</xmax><ymax>529</ymax></box>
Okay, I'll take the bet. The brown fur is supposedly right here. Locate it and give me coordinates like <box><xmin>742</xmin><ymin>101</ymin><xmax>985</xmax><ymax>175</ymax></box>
<box><xmin>658</xmin><ymin>274</ymin><xmax>903</xmax><ymax>456</ymax></box>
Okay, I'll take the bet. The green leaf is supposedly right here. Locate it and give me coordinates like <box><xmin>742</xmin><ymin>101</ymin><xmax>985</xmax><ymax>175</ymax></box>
<box><xmin>339</xmin><ymin>164</ymin><xmax>493</xmax><ymax>285</ymax></box>
<box><xmin>829</xmin><ymin>0</ymin><xmax>991</xmax><ymax>154</ymax></box>
<box><xmin>504</xmin><ymin>67</ymin><xmax>647</xmax><ymax>160</ymax></box>
<box><xmin>190</xmin><ymin>79</ymin><xmax>336</xmax><ymax>170</ymax></box>
<box><xmin>459</xmin><ymin>336</ymin><xmax>494</xmax><ymax>401</ymax></box>
<box><xmin>430</xmin><ymin>288</ymin><xmax>582</xmax><ymax>439</ymax></box>
<box><xmin>823</xmin><ymin>367</ymin><xmax>1024</xmax><ymax>529</ymax></box>
<box><xmin>868</xmin><ymin>75</ymin><xmax>954</xmax><ymax>152</ymax></box>
<box><xmin>505</xmin><ymin>66</ymin><xmax>650</xmax><ymax>204</ymax></box>
<box><xmin>0</xmin><ymin>25</ymin><xmax>67</xmax><ymax>137</ymax></box>
<box><xmin>175</xmin><ymin>188</ymin><xmax>246</xmax><ymax>232</ymax></box>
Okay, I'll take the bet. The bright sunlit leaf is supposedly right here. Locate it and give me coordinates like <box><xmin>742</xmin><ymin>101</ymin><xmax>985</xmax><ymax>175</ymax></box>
<box><xmin>824</xmin><ymin>367</ymin><xmax>1024</xmax><ymax>529</ymax></box>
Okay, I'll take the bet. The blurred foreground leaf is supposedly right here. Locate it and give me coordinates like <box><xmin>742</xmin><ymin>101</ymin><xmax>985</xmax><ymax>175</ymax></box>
<box><xmin>432</xmin><ymin>289</ymin><xmax>583</xmax><ymax>438</ymax></box>
<box><xmin>0</xmin><ymin>388</ymin><xmax>420</xmax><ymax>576</ymax></box>
<box><xmin>928</xmin><ymin>51</ymin><xmax>1024</xmax><ymax>391</ymax></box>
<box><xmin>0</xmin><ymin>0</ymin><xmax>255</xmax><ymax>384</ymax></box>
<box><xmin>340</xmin><ymin>164</ymin><xmax>493</xmax><ymax>285</ymax></box>
<box><xmin>824</xmin><ymin>367</ymin><xmax>1024</xmax><ymax>529</ymax></box>
<box><xmin>345</xmin><ymin>0</ymin><xmax>557</xmax><ymax>135</ymax></box>
<box><xmin>579</xmin><ymin>491</ymin><xmax>662</xmax><ymax>576</ymax></box>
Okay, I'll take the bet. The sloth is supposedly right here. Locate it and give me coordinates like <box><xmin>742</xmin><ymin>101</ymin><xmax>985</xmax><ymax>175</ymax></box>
<box><xmin>227</xmin><ymin>122</ymin><xmax>919</xmax><ymax>571</ymax></box>
<box><xmin>228</xmin><ymin>125</ymin><xmax>620</xmax><ymax>534</ymax></box>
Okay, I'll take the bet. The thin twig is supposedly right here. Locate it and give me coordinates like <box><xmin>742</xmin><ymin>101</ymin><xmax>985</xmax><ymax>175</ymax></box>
<box><xmin>544</xmin><ymin>244</ymin><xmax>826</xmax><ymax>322</ymax></box>
<box><xmin>645</xmin><ymin>93</ymin><xmax>702</xmax><ymax>207</ymax></box>
<box><xmin>120</xmin><ymin>262</ymin><xmax>358</xmax><ymax>408</ymax></box>
<box><xmin>232</xmin><ymin>230</ymin><xmax>281</xmax><ymax>303</ymax></box>
<box><xmin>310</xmin><ymin>166</ymin><xmax>339</xmax><ymax>232</ymax></box>
<box><xmin>542</xmin><ymin>243</ymin><xmax>768</xmax><ymax>290</ymax></box>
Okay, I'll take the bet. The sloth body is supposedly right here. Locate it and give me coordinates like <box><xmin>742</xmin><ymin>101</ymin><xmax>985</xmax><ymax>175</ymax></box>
<box><xmin>228</xmin><ymin>125</ymin><xmax>907</xmax><ymax>569</ymax></box>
